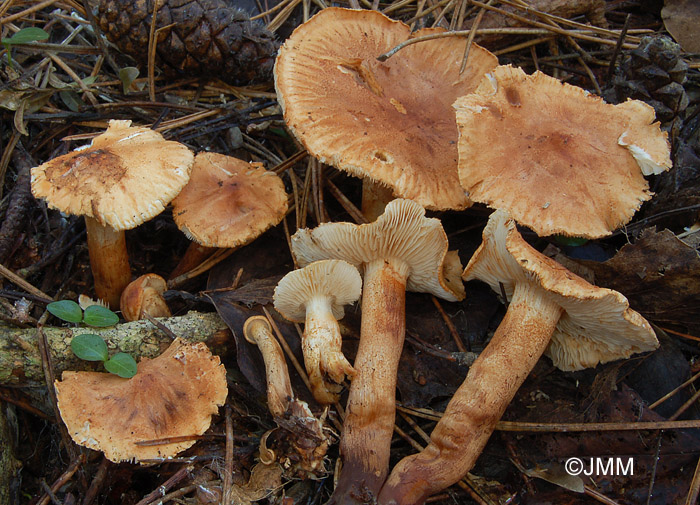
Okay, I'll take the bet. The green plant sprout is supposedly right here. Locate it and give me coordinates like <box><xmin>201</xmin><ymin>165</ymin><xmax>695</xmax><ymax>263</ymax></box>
<box><xmin>2</xmin><ymin>27</ymin><xmax>49</xmax><ymax>68</ymax></box>
<box><xmin>47</xmin><ymin>300</ymin><xmax>138</xmax><ymax>378</ymax></box>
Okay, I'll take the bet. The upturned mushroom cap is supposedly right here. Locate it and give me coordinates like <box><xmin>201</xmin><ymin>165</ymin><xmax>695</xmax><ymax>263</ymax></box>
<box><xmin>55</xmin><ymin>338</ymin><xmax>227</xmax><ymax>462</ymax></box>
<box><xmin>274</xmin><ymin>260</ymin><xmax>362</xmax><ymax>322</ymax></box>
<box><xmin>171</xmin><ymin>152</ymin><xmax>288</xmax><ymax>248</ymax></box>
<box><xmin>31</xmin><ymin>120</ymin><xmax>194</xmax><ymax>230</ymax></box>
<box><xmin>462</xmin><ymin>210</ymin><xmax>659</xmax><ymax>371</ymax></box>
<box><xmin>275</xmin><ymin>7</ymin><xmax>498</xmax><ymax>210</ymax></box>
<box><xmin>454</xmin><ymin>65</ymin><xmax>672</xmax><ymax>238</ymax></box>
<box><xmin>292</xmin><ymin>199</ymin><xmax>465</xmax><ymax>301</ymax></box>
<box><xmin>120</xmin><ymin>273</ymin><xmax>171</xmax><ymax>322</ymax></box>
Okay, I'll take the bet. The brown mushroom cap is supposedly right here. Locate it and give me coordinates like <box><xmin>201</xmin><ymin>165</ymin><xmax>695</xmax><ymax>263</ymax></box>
<box><xmin>274</xmin><ymin>260</ymin><xmax>362</xmax><ymax>322</ymax></box>
<box><xmin>455</xmin><ymin>65</ymin><xmax>672</xmax><ymax>238</ymax></box>
<box><xmin>275</xmin><ymin>7</ymin><xmax>498</xmax><ymax>210</ymax></box>
<box><xmin>55</xmin><ymin>338</ymin><xmax>227</xmax><ymax>462</ymax></box>
<box><xmin>463</xmin><ymin>209</ymin><xmax>658</xmax><ymax>371</ymax></box>
<box><xmin>120</xmin><ymin>273</ymin><xmax>171</xmax><ymax>322</ymax></box>
<box><xmin>292</xmin><ymin>199</ymin><xmax>465</xmax><ymax>301</ymax></box>
<box><xmin>171</xmin><ymin>152</ymin><xmax>288</xmax><ymax>247</ymax></box>
<box><xmin>31</xmin><ymin>119</ymin><xmax>194</xmax><ymax>230</ymax></box>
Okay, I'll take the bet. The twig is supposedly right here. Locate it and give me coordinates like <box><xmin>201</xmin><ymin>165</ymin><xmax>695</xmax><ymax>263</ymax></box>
<box><xmin>431</xmin><ymin>296</ymin><xmax>468</xmax><ymax>352</ymax></box>
<box><xmin>81</xmin><ymin>457</ymin><xmax>110</xmax><ymax>505</ymax></box>
<box><xmin>134</xmin><ymin>464</ymin><xmax>194</xmax><ymax>505</ymax></box>
<box><xmin>0</xmin><ymin>263</ymin><xmax>52</xmax><ymax>303</ymax></box>
<box><xmin>605</xmin><ymin>14</ymin><xmax>631</xmax><ymax>86</ymax></box>
<box><xmin>0</xmin><ymin>0</ymin><xmax>59</xmax><ymax>25</ymax></box>
<box><xmin>459</xmin><ymin>0</ymin><xmax>489</xmax><ymax>74</ymax></box>
<box><xmin>36</xmin><ymin>453</ymin><xmax>86</xmax><ymax>505</ymax></box>
<box><xmin>325</xmin><ymin>179</ymin><xmax>368</xmax><ymax>225</ymax></box>
<box><xmin>645</xmin><ymin>432</ymin><xmax>664</xmax><ymax>505</ymax></box>
<box><xmin>649</xmin><ymin>369</ymin><xmax>700</xmax><ymax>409</ymax></box>
<box><xmin>685</xmin><ymin>456</ymin><xmax>700</xmax><ymax>505</ymax></box>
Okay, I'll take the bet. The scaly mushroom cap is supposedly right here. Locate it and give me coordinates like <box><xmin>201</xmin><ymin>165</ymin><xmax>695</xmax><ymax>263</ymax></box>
<box><xmin>172</xmin><ymin>152</ymin><xmax>288</xmax><ymax>248</ymax></box>
<box><xmin>55</xmin><ymin>338</ymin><xmax>227</xmax><ymax>462</ymax></box>
<box><xmin>463</xmin><ymin>210</ymin><xmax>659</xmax><ymax>371</ymax></box>
<box><xmin>292</xmin><ymin>199</ymin><xmax>465</xmax><ymax>301</ymax></box>
<box><xmin>31</xmin><ymin>120</ymin><xmax>194</xmax><ymax>230</ymax></box>
<box><xmin>275</xmin><ymin>7</ymin><xmax>498</xmax><ymax>210</ymax></box>
<box><xmin>455</xmin><ymin>65</ymin><xmax>672</xmax><ymax>238</ymax></box>
<box><xmin>274</xmin><ymin>260</ymin><xmax>362</xmax><ymax>322</ymax></box>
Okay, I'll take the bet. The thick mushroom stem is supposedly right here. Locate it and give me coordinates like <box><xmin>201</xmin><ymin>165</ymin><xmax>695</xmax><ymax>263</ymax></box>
<box><xmin>304</xmin><ymin>296</ymin><xmax>355</xmax><ymax>404</ymax></box>
<box><xmin>85</xmin><ymin>216</ymin><xmax>131</xmax><ymax>309</ymax></box>
<box><xmin>330</xmin><ymin>257</ymin><xmax>409</xmax><ymax>503</ymax></box>
<box><xmin>378</xmin><ymin>281</ymin><xmax>562</xmax><ymax>505</ymax></box>
<box><xmin>243</xmin><ymin>316</ymin><xmax>293</xmax><ymax>418</ymax></box>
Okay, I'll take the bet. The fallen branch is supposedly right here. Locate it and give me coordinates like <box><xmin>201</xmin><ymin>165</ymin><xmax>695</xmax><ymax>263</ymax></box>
<box><xmin>0</xmin><ymin>311</ymin><xmax>231</xmax><ymax>386</ymax></box>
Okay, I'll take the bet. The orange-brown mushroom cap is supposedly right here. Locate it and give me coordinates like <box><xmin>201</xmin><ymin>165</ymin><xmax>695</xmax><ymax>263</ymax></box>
<box><xmin>55</xmin><ymin>338</ymin><xmax>227</xmax><ymax>463</ymax></box>
<box><xmin>171</xmin><ymin>152</ymin><xmax>288</xmax><ymax>247</ymax></box>
<box><xmin>275</xmin><ymin>7</ymin><xmax>498</xmax><ymax>210</ymax></box>
<box><xmin>463</xmin><ymin>209</ymin><xmax>659</xmax><ymax>371</ymax></box>
<box><xmin>120</xmin><ymin>273</ymin><xmax>171</xmax><ymax>322</ymax></box>
<box><xmin>31</xmin><ymin>120</ymin><xmax>194</xmax><ymax>230</ymax></box>
<box><xmin>455</xmin><ymin>65</ymin><xmax>672</xmax><ymax>238</ymax></box>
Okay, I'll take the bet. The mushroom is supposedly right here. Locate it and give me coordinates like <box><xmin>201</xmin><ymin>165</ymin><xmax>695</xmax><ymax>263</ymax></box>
<box><xmin>454</xmin><ymin>65</ymin><xmax>672</xmax><ymax>238</ymax></box>
<box><xmin>169</xmin><ymin>152</ymin><xmax>288</xmax><ymax>282</ymax></box>
<box><xmin>55</xmin><ymin>338</ymin><xmax>227</xmax><ymax>463</ymax></box>
<box><xmin>31</xmin><ymin>120</ymin><xmax>194</xmax><ymax>308</ymax></box>
<box><xmin>243</xmin><ymin>316</ymin><xmax>330</xmax><ymax>476</ymax></box>
<box><xmin>243</xmin><ymin>316</ymin><xmax>294</xmax><ymax>418</ymax></box>
<box><xmin>291</xmin><ymin>199</ymin><xmax>465</xmax><ymax>503</ymax></box>
<box><xmin>275</xmin><ymin>7</ymin><xmax>498</xmax><ymax>218</ymax></box>
<box><xmin>273</xmin><ymin>259</ymin><xmax>362</xmax><ymax>404</ymax></box>
<box><xmin>378</xmin><ymin>210</ymin><xmax>659</xmax><ymax>505</ymax></box>
<box><xmin>120</xmin><ymin>273</ymin><xmax>171</xmax><ymax>322</ymax></box>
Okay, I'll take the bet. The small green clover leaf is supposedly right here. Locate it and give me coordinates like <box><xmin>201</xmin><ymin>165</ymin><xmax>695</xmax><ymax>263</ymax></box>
<box><xmin>47</xmin><ymin>300</ymin><xmax>83</xmax><ymax>323</ymax></box>
<box><xmin>104</xmin><ymin>353</ymin><xmax>138</xmax><ymax>378</ymax></box>
<box><xmin>2</xmin><ymin>28</ymin><xmax>49</xmax><ymax>68</ymax></box>
<box><xmin>83</xmin><ymin>305</ymin><xmax>119</xmax><ymax>327</ymax></box>
<box><xmin>71</xmin><ymin>333</ymin><xmax>109</xmax><ymax>362</ymax></box>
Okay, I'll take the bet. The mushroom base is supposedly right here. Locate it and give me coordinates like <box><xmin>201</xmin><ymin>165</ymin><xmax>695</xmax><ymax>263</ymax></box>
<box><xmin>85</xmin><ymin>216</ymin><xmax>132</xmax><ymax>309</ymax></box>
<box><xmin>378</xmin><ymin>281</ymin><xmax>562</xmax><ymax>505</ymax></box>
<box><xmin>329</xmin><ymin>258</ymin><xmax>408</xmax><ymax>505</ymax></box>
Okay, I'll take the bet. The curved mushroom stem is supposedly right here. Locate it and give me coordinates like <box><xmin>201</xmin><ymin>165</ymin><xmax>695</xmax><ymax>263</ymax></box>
<box><xmin>330</xmin><ymin>258</ymin><xmax>408</xmax><ymax>504</ymax></box>
<box><xmin>85</xmin><ymin>216</ymin><xmax>131</xmax><ymax>309</ymax></box>
<box><xmin>243</xmin><ymin>316</ymin><xmax>294</xmax><ymax>418</ymax></box>
<box><xmin>378</xmin><ymin>281</ymin><xmax>562</xmax><ymax>505</ymax></box>
<box><xmin>304</xmin><ymin>296</ymin><xmax>355</xmax><ymax>404</ymax></box>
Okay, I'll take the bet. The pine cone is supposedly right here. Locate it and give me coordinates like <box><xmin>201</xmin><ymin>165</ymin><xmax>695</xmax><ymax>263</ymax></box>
<box><xmin>607</xmin><ymin>35</ymin><xmax>689</xmax><ymax>124</ymax></box>
<box><xmin>96</xmin><ymin>0</ymin><xmax>278</xmax><ymax>85</ymax></box>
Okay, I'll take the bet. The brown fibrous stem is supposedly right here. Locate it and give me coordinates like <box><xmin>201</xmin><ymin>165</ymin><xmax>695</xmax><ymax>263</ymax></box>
<box><xmin>84</xmin><ymin>216</ymin><xmax>131</xmax><ymax>309</ymax></box>
<box><xmin>243</xmin><ymin>316</ymin><xmax>293</xmax><ymax>418</ymax></box>
<box><xmin>329</xmin><ymin>257</ymin><xmax>408</xmax><ymax>503</ymax></box>
<box><xmin>378</xmin><ymin>281</ymin><xmax>562</xmax><ymax>505</ymax></box>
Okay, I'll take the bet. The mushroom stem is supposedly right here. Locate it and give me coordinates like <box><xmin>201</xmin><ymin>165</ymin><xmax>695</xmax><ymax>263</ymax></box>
<box><xmin>243</xmin><ymin>316</ymin><xmax>294</xmax><ymax>418</ymax></box>
<box><xmin>331</xmin><ymin>257</ymin><xmax>408</xmax><ymax>503</ymax></box>
<box><xmin>361</xmin><ymin>180</ymin><xmax>394</xmax><ymax>221</ymax></box>
<box><xmin>84</xmin><ymin>216</ymin><xmax>132</xmax><ymax>309</ymax></box>
<box><xmin>378</xmin><ymin>281</ymin><xmax>562</xmax><ymax>505</ymax></box>
<box><xmin>168</xmin><ymin>243</ymin><xmax>217</xmax><ymax>280</ymax></box>
<box><xmin>304</xmin><ymin>296</ymin><xmax>355</xmax><ymax>404</ymax></box>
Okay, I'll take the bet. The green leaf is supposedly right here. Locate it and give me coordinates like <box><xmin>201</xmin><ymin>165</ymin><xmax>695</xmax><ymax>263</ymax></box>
<box><xmin>1</xmin><ymin>27</ymin><xmax>49</xmax><ymax>46</ymax></box>
<box><xmin>83</xmin><ymin>305</ymin><xmax>119</xmax><ymax>327</ymax></box>
<box><xmin>118</xmin><ymin>67</ymin><xmax>139</xmax><ymax>95</ymax></box>
<box><xmin>47</xmin><ymin>300</ymin><xmax>83</xmax><ymax>323</ymax></box>
<box><xmin>71</xmin><ymin>333</ymin><xmax>109</xmax><ymax>362</ymax></box>
<box><xmin>59</xmin><ymin>90</ymin><xmax>82</xmax><ymax>112</ymax></box>
<box><xmin>104</xmin><ymin>353</ymin><xmax>138</xmax><ymax>378</ymax></box>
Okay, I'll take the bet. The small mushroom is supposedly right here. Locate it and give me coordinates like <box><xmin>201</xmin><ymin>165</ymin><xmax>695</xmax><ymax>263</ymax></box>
<box><xmin>31</xmin><ymin>120</ymin><xmax>194</xmax><ymax>308</ymax></box>
<box><xmin>120</xmin><ymin>273</ymin><xmax>171</xmax><ymax>322</ymax></box>
<box><xmin>378</xmin><ymin>210</ymin><xmax>658</xmax><ymax>505</ymax></box>
<box><xmin>169</xmin><ymin>152</ymin><xmax>288</xmax><ymax>282</ymax></box>
<box><xmin>243</xmin><ymin>316</ymin><xmax>330</xmax><ymax>476</ymax></box>
<box><xmin>291</xmin><ymin>199</ymin><xmax>465</xmax><ymax>503</ymax></box>
<box><xmin>275</xmin><ymin>7</ymin><xmax>498</xmax><ymax>217</ymax></box>
<box><xmin>55</xmin><ymin>338</ymin><xmax>227</xmax><ymax>463</ymax></box>
<box><xmin>274</xmin><ymin>259</ymin><xmax>362</xmax><ymax>404</ymax></box>
<box><xmin>243</xmin><ymin>316</ymin><xmax>294</xmax><ymax>418</ymax></box>
<box><xmin>454</xmin><ymin>65</ymin><xmax>672</xmax><ymax>238</ymax></box>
